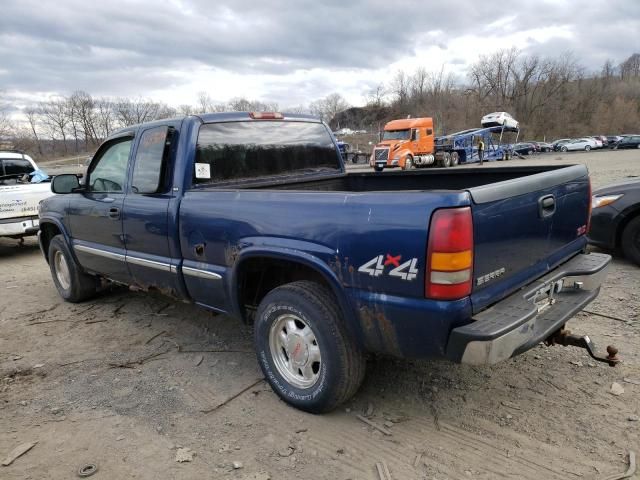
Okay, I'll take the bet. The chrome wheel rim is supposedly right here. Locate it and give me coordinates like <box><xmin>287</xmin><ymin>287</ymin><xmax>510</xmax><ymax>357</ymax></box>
<box><xmin>269</xmin><ymin>313</ymin><xmax>322</xmax><ymax>389</ymax></box>
<box><xmin>54</xmin><ymin>250</ymin><xmax>71</xmax><ymax>290</ymax></box>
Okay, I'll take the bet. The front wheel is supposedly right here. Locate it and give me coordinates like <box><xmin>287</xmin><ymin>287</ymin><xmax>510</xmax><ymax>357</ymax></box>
<box><xmin>48</xmin><ymin>235</ymin><xmax>98</xmax><ymax>302</ymax></box>
<box><xmin>254</xmin><ymin>281</ymin><xmax>366</xmax><ymax>413</ymax></box>
<box><xmin>561</xmin><ymin>146</ymin><xmax>568</xmax><ymax>152</ymax></box>
<box><xmin>374</xmin><ymin>165</ymin><xmax>383</xmax><ymax>172</ymax></box>
<box><xmin>621</xmin><ymin>217</ymin><xmax>640</xmax><ymax>266</ymax></box>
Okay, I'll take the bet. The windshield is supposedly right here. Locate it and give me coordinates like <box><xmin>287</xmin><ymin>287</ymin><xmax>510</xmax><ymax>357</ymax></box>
<box><xmin>382</xmin><ymin>129</ymin><xmax>410</xmax><ymax>141</ymax></box>
<box><xmin>194</xmin><ymin>121</ymin><xmax>340</xmax><ymax>185</ymax></box>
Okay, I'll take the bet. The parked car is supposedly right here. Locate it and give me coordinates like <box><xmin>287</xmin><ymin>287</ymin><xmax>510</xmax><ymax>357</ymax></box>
<box><xmin>39</xmin><ymin>112</ymin><xmax>610</xmax><ymax>413</ymax></box>
<box><xmin>589</xmin><ymin>179</ymin><xmax>640</xmax><ymax>266</ymax></box>
<box><xmin>589</xmin><ymin>137</ymin><xmax>604</xmax><ymax>149</ymax></box>
<box><xmin>591</xmin><ymin>135</ymin><xmax>607</xmax><ymax>148</ymax></box>
<box><xmin>560</xmin><ymin>138</ymin><xmax>598</xmax><ymax>152</ymax></box>
<box><xmin>606</xmin><ymin>135</ymin><xmax>622</xmax><ymax>147</ymax></box>
<box><xmin>0</xmin><ymin>151</ymin><xmax>53</xmax><ymax>241</ymax></box>
<box><xmin>611</xmin><ymin>135</ymin><xmax>640</xmax><ymax>149</ymax></box>
<box><xmin>481</xmin><ymin>112</ymin><xmax>519</xmax><ymax>130</ymax></box>
<box><xmin>511</xmin><ymin>142</ymin><xmax>536</xmax><ymax>155</ymax></box>
<box><xmin>529</xmin><ymin>141</ymin><xmax>553</xmax><ymax>152</ymax></box>
<box><xmin>552</xmin><ymin>139</ymin><xmax>572</xmax><ymax>151</ymax></box>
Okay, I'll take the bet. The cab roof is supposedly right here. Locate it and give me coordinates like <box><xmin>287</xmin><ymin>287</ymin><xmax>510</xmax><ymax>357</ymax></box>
<box><xmin>384</xmin><ymin>117</ymin><xmax>433</xmax><ymax>130</ymax></box>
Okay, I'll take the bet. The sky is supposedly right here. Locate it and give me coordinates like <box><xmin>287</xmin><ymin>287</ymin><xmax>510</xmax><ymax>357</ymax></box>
<box><xmin>0</xmin><ymin>0</ymin><xmax>638</xmax><ymax>111</ymax></box>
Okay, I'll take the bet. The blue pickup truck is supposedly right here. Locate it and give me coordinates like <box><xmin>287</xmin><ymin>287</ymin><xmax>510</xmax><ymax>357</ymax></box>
<box><xmin>38</xmin><ymin>112</ymin><xmax>612</xmax><ymax>412</ymax></box>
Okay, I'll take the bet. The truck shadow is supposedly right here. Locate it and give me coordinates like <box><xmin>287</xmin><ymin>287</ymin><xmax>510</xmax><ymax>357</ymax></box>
<box><xmin>0</xmin><ymin>237</ymin><xmax>41</xmax><ymax>259</ymax></box>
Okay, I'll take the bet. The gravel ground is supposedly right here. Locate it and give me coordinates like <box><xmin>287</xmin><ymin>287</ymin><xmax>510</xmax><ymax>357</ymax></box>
<box><xmin>1</xmin><ymin>149</ymin><xmax>639</xmax><ymax>479</ymax></box>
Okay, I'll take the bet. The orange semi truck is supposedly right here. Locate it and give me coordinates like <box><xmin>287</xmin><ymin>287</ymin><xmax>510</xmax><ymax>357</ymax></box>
<box><xmin>370</xmin><ymin>117</ymin><xmax>455</xmax><ymax>172</ymax></box>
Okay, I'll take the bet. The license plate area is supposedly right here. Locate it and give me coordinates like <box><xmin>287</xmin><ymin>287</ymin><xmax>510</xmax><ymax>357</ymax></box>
<box><xmin>532</xmin><ymin>279</ymin><xmax>564</xmax><ymax>313</ymax></box>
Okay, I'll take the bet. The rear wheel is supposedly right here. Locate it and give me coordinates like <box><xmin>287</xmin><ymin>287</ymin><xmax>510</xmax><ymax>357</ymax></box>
<box><xmin>585</xmin><ymin>145</ymin><xmax>591</xmax><ymax>151</ymax></box>
<box><xmin>450</xmin><ymin>151</ymin><xmax>459</xmax><ymax>166</ymax></box>
<box><xmin>254</xmin><ymin>280</ymin><xmax>366</xmax><ymax>413</ymax></box>
<box><xmin>48</xmin><ymin>235</ymin><xmax>98</xmax><ymax>302</ymax></box>
<box><xmin>621</xmin><ymin>217</ymin><xmax>640</xmax><ymax>266</ymax></box>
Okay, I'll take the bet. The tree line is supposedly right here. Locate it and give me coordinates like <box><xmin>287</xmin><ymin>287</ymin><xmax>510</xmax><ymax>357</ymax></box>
<box><xmin>336</xmin><ymin>50</ymin><xmax>640</xmax><ymax>140</ymax></box>
<box><xmin>0</xmin><ymin>91</ymin><xmax>350</xmax><ymax>159</ymax></box>
<box><xmin>1</xmin><ymin>50</ymin><xmax>638</xmax><ymax>159</ymax></box>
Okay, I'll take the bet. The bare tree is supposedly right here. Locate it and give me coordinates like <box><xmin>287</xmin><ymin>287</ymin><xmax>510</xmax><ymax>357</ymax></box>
<box><xmin>24</xmin><ymin>106</ymin><xmax>44</xmax><ymax>156</ymax></box>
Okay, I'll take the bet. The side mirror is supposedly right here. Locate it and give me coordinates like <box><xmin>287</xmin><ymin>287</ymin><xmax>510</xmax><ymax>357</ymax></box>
<box><xmin>51</xmin><ymin>174</ymin><xmax>81</xmax><ymax>194</ymax></box>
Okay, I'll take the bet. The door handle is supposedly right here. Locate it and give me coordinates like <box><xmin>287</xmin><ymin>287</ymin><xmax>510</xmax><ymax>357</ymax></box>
<box><xmin>108</xmin><ymin>207</ymin><xmax>120</xmax><ymax>219</ymax></box>
<box><xmin>538</xmin><ymin>195</ymin><xmax>556</xmax><ymax>218</ymax></box>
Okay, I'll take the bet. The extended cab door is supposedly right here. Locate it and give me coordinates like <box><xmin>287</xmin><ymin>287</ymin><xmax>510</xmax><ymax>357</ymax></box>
<box><xmin>69</xmin><ymin>133</ymin><xmax>133</xmax><ymax>282</ymax></box>
<box><xmin>121</xmin><ymin>124</ymin><xmax>180</xmax><ymax>293</ymax></box>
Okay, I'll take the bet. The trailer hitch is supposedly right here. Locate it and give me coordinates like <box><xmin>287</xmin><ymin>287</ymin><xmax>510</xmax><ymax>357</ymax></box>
<box><xmin>546</xmin><ymin>329</ymin><xmax>620</xmax><ymax>367</ymax></box>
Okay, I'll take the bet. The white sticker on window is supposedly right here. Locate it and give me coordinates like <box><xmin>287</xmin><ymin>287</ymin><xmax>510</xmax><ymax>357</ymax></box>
<box><xmin>195</xmin><ymin>163</ymin><xmax>211</xmax><ymax>179</ymax></box>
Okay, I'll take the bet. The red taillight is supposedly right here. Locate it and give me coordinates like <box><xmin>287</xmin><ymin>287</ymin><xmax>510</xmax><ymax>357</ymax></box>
<box><xmin>425</xmin><ymin>207</ymin><xmax>473</xmax><ymax>300</ymax></box>
<box><xmin>249</xmin><ymin>112</ymin><xmax>284</xmax><ymax>120</ymax></box>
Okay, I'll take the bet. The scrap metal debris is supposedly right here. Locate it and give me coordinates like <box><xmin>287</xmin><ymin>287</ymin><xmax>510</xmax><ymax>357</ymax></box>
<box><xmin>77</xmin><ymin>463</ymin><xmax>98</xmax><ymax>477</ymax></box>
<box><xmin>2</xmin><ymin>442</ymin><xmax>37</xmax><ymax>466</ymax></box>
<box><xmin>375</xmin><ymin>460</ymin><xmax>392</xmax><ymax>480</ymax></box>
<box><xmin>356</xmin><ymin>415</ymin><xmax>392</xmax><ymax>436</ymax></box>
<box><xmin>600</xmin><ymin>451</ymin><xmax>636</xmax><ymax>480</ymax></box>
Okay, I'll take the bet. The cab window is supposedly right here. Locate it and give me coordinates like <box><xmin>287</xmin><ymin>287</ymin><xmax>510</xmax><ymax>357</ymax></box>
<box><xmin>87</xmin><ymin>138</ymin><xmax>132</xmax><ymax>193</ymax></box>
<box><xmin>1</xmin><ymin>159</ymin><xmax>34</xmax><ymax>176</ymax></box>
<box><xmin>131</xmin><ymin>126</ymin><xmax>171</xmax><ymax>194</ymax></box>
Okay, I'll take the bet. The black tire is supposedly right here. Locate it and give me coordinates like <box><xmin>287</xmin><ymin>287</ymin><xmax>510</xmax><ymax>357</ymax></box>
<box><xmin>254</xmin><ymin>280</ymin><xmax>366</xmax><ymax>413</ymax></box>
<box><xmin>621</xmin><ymin>216</ymin><xmax>640</xmax><ymax>266</ymax></box>
<box><xmin>561</xmin><ymin>146</ymin><xmax>568</xmax><ymax>152</ymax></box>
<box><xmin>48</xmin><ymin>235</ymin><xmax>98</xmax><ymax>302</ymax></box>
<box><xmin>450</xmin><ymin>151</ymin><xmax>459</xmax><ymax>166</ymax></box>
<box><xmin>585</xmin><ymin>145</ymin><xmax>591</xmax><ymax>151</ymax></box>
<box><xmin>374</xmin><ymin>166</ymin><xmax>383</xmax><ymax>172</ymax></box>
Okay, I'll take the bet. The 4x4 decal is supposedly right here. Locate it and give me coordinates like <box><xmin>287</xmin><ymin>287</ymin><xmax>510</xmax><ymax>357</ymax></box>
<box><xmin>358</xmin><ymin>254</ymin><xmax>419</xmax><ymax>281</ymax></box>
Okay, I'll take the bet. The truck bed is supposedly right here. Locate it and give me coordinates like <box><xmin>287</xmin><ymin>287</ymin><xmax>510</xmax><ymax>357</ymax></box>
<box><xmin>244</xmin><ymin>165</ymin><xmax>578</xmax><ymax>196</ymax></box>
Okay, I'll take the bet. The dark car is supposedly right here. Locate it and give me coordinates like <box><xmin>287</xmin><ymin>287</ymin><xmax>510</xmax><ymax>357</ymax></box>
<box><xmin>551</xmin><ymin>138</ymin><xmax>572</xmax><ymax>151</ymax></box>
<box><xmin>605</xmin><ymin>136</ymin><xmax>622</xmax><ymax>147</ymax></box>
<box><xmin>511</xmin><ymin>142</ymin><xmax>536</xmax><ymax>155</ymax></box>
<box><xmin>611</xmin><ymin>135</ymin><xmax>640</xmax><ymax>150</ymax></box>
<box><xmin>589</xmin><ymin>179</ymin><xmax>640</xmax><ymax>266</ymax></box>
<box><xmin>534</xmin><ymin>141</ymin><xmax>553</xmax><ymax>152</ymax></box>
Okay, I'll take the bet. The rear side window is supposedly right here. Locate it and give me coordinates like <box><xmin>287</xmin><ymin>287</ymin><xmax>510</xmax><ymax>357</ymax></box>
<box><xmin>2</xmin><ymin>159</ymin><xmax>34</xmax><ymax>176</ymax></box>
<box><xmin>131</xmin><ymin>126</ymin><xmax>172</xmax><ymax>194</ymax></box>
<box><xmin>193</xmin><ymin>121</ymin><xmax>340</xmax><ymax>186</ymax></box>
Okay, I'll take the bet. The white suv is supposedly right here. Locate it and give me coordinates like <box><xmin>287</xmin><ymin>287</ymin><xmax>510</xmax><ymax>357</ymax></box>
<box><xmin>0</xmin><ymin>151</ymin><xmax>53</xmax><ymax>241</ymax></box>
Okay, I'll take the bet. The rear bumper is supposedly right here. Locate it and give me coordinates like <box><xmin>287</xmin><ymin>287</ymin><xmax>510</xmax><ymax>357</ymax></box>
<box><xmin>445</xmin><ymin>252</ymin><xmax>611</xmax><ymax>365</ymax></box>
<box><xmin>0</xmin><ymin>216</ymin><xmax>40</xmax><ymax>237</ymax></box>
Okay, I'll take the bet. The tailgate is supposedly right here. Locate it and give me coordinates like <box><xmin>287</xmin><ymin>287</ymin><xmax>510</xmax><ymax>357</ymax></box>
<box><xmin>468</xmin><ymin>165</ymin><xmax>590</xmax><ymax>313</ymax></box>
<box><xmin>0</xmin><ymin>183</ymin><xmax>53</xmax><ymax>220</ymax></box>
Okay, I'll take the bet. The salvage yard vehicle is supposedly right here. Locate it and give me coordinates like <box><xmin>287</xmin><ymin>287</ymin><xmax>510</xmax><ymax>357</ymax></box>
<box><xmin>589</xmin><ymin>179</ymin><xmax>640</xmax><ymax>266</ymax></box>
<box><xmin>561</xmin><ymin>138</ymin><xmax>598</xmax><ymax>152</ymax></box>
<box><xmin>0</xmin><ymin>151</ymin><xmax>52</xmax><ymax>241</ymax></box>
<box><xmin>39</xmin><ymin>112</ymin><xmax>614</xmax><ymax>413</ymax></box>
<box><xmin>371</xmin><ymin>118</ymin><xmax>512</xmax><ymax>171</ymax></box>
<box><xmin>480</xmin><ymin>111</ymin><xmax>519</xmax><ymax>130</ymax></box>
<box><xmin>611</xmin><ymin>135</ymin><xmax>640</xmax><ymax>149</ymax></box>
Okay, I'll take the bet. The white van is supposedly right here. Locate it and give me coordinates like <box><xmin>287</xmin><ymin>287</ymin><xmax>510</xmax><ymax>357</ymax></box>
<box><xmin>0</xmin><ymin>151</ymin><xmax>53</xmax><ymax>241</ymax></box>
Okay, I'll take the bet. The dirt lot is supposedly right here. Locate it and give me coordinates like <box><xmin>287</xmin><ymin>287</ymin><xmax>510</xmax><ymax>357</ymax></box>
<box><xmin>1</xmin><ymin>149</ymin><xmax>639</xmax><ymax>479</ymax></box>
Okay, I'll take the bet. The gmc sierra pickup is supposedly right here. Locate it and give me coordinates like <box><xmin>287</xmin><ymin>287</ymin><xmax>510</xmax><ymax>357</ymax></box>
<box><xmin>38</xmin><ymin>112</ymin><xmax>612</xmax><ymax>412</ymax></box>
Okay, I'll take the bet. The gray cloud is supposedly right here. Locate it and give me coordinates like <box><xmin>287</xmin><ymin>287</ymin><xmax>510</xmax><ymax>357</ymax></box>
<box><xmin>0</xmin><ymin>0</ymin><xmax>638</xmax><ymax>103</ymax></box>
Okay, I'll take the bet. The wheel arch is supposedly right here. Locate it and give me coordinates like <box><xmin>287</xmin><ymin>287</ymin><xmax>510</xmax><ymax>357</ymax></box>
<box><xmin>38</xmin><ymin>217</ymin><xmax>70</xmax><ymax>264</ymax></box>
<box><xmin>230</xmin><ymin>248</ymin><xmax>362</xmax><ymax>344</ymax></box>
<box><xmin>615</xmin><ymin>206</ymin><xmax>640</xmax><ymax>248</ymax></box>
